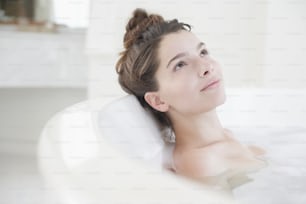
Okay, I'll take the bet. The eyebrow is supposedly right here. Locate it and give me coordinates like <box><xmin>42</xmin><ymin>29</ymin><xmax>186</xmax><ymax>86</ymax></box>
<box><xmin>166</xmin><ymin>42</ymin><xmax>206</xmax><ymax>68</ymax></box>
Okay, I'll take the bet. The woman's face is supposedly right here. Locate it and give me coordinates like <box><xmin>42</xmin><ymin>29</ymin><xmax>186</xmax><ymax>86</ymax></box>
<box><xmin>148</xmin><ymin>30</ymin><xmax>226</xmax><ymax>117</ymax></box>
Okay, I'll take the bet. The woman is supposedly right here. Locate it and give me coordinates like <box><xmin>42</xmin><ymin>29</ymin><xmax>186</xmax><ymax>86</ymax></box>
<box><xmin>116</xmin><ymin>8</ymin><xmax>267</xmax><ymax>193</ymax></box>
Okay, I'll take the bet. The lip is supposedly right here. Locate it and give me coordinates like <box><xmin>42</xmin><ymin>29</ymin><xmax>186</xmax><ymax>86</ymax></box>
<box><xmin>200</xmin><ymin>79</ymin><xmax>221</xmax><ymax>92</ymax></box>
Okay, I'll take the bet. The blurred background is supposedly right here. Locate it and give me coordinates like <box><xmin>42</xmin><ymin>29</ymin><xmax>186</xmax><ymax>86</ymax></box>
<box><xmin>0</xmin><ymin>0</ymin><xmax>305</xmax><ymax>203</ymax></box>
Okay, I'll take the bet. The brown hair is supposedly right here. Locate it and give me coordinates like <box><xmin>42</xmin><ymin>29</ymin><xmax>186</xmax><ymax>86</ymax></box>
<box><xmin>116</xmin><ymin>8</ymin><xmax>191</xmax><ymax>129</ymax></box>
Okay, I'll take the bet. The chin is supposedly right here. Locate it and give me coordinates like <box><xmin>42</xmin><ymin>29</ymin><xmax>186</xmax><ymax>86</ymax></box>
<box><xmin>219</xmin><ymin>94</ymin><xmax>226</xmax><ymax>106</ymax></box>
<box><xmin>216</xmin><ymin>87</ymin><xmax>226</xmax><ymax>106</ymax></box>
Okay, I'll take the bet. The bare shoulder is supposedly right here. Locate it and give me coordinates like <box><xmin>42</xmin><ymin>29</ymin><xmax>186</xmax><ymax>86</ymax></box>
<box><xmin>247</xmin><ymin>145</ymin><xmax>266</xmax><ymax>156</ymax></box>
<box><xmin>173</xmin><ymin>145</ymin><xmax>230</xmax><ymax>179</ymax></box>
<box><xmin>223</xmin><ymin>128</ymin><xmax>267</xmax><ymax>156</ymax></box>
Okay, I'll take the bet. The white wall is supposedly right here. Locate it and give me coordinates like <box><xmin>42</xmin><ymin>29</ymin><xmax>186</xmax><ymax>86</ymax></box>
<box><xmin>263</xmin><ymin>1</ymin><xmax>306</xmax><ymax>88</ymax></box>
<box><xmin>86</xmin><ymin>0</ymin><xmax>306</xmax><ymax>99</ymax></box>
<box><xmin>52</xmin><ymin>0</ymin><xmax>90</xmax><ymax>28</ymax></box>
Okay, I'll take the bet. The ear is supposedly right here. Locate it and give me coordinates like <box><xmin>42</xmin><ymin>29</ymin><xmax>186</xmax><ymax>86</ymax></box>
<box><xmin>144</xmin><ymin>92</ymin><xmax>169</xmax><ymax>112</ymax></box>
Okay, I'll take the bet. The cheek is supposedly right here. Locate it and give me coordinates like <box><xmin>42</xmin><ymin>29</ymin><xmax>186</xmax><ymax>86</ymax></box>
<box><xmin>163</xmin><ymin>73</ymin><xmax>196</xmax><ymax>97</ymax></box>
<box><xmin>160</xmin><ymin>77</ymin><xmax>198</xmax><ymax>110</ymax></box>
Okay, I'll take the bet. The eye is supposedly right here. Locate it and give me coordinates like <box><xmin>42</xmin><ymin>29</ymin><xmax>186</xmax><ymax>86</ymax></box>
<box><xmin>200</xmin><ymin>49</ymin><xmax>209</xmax><ymax>57</ymax></box>
<box><xmin>173</xmin><ymin>61</ymin><xmax>187</xmax><ymax>71</ymax></box>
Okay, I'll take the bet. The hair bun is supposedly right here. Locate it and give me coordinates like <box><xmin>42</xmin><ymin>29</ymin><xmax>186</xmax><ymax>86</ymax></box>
<box><xmin>123</xmin><ymin>8</ymin><xmax>164</xmax><ymax>49</ymax></box>
<box><xmin>126</xmin><ymin>8</ymin><xmax>148</xmax><ymax>31</ymax></box>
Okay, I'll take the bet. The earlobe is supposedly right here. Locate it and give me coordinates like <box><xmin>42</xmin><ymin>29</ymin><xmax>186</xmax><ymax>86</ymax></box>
<box><xmin>144</xmin><ymin>92</ymin><xmax>169</xmax><ymax>112</ymax></box>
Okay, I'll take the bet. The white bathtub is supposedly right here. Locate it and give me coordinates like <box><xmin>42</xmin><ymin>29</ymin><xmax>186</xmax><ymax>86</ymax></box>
<box><xmin>38</xmin><ymin>88</ymin><xmax>306</xmax><ymax>203</ymax></box>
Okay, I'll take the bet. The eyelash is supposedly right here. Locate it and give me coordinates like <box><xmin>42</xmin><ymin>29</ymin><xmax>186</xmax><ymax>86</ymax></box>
<box><xmin>173</xmin><ymin>61</ymin><xmax>187</xmax><ymax>70</ymax></box>
<box><xmin>173</xmin><ymin>49</ymin><xmax>209</xmax><ymax>71</ymax></box>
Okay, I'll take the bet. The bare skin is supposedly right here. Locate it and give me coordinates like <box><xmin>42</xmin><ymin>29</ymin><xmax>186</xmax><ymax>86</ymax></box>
<box><xmin>172</xmin><ymin>128</ymin><xmax>267</xmax><ymax>193</ymax></box>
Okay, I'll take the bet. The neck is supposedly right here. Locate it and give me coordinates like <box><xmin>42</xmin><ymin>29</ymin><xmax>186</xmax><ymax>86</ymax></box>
<box><xmin>170</xmin><ymin>109</ymin><xmax>226</xmax><ymax>148</ymax></box>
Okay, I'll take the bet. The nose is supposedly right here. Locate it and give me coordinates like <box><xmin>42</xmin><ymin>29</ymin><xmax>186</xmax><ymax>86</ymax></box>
<box><xmin>199</xmin><ymin>62</ymin><xmax>213</xmax><ymax>78</ymax></box>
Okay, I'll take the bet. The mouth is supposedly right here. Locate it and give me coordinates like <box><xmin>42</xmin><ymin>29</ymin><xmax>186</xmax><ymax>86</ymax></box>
<box><xmin>200</xmin><ymin>79</ymin><xmax>221</xmax><ymax>92</ymax></box>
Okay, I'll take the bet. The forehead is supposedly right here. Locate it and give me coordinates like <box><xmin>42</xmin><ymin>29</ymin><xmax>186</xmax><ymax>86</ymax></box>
<box><xmin>158</xmin><ymin>30</ymin><xmax>201</xmax><ymax>60</ymax></box>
